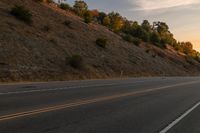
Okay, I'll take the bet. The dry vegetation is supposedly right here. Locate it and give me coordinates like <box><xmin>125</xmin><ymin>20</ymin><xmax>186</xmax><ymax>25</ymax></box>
<box><xmin>0</xmin><ymin>0</ymin><xmax>200</xmax><ymax>82</ymax></box>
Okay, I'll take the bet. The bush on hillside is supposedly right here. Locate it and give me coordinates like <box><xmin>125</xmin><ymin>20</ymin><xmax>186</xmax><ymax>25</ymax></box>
<box><xmin>96</xmin><ymin>38</ymin><xmax>107</xmax><ymax>48</ymax></box>
<box><xmin>49</xmin><ymin>38</ymin><xmax>57</xmax><ymax>44</ymax></box>
<box><xmin>145</xmin><ymin>49</ymin><xmax>150</xmax><ymax>53</ymax></box>
<box><xmin>185</xmin><ymin>56</ymin><xmax>195</xmax><ymax>65</ymax></box>
<box><xmin>34</xmin><ymin>0</ymin><xmax>43</xmax><ymax>2</ymax></box>
<box><xmin>10</xmin><ymin>5</ymin><xmax>32</xmax><ymax>24</ymax></box>
<box><xmin>63</xmin><ymin>20</ymin><xmax>72</xmax><ymax>28</ymax></box>
<box><xmin>194</xmin><ymin>55</ymin><xmax>200</xmax><ymax>63</ymax></box>
<box><xmin>60</xmin><ymin>3</ymin><xmax>70</xmax><ymax>10</ymax></box>
<box><xmin>122</xmin><ymin>34</ymin><xmax>133</xmax><ymax>43</ymax></box>
<box><xmin>154</xmin><ymin>43</ymin><xmax>166</xmax><ymax>49</ymax></box>
<box><xmin>68</xmin><ymin>55</ymin><xmax>84</xmax><ymax>69</ymax></box>
<box><xmin>132</xmin><ymin>38</ymin><xmax>141</xmax><ymax>46</ymax></box>
<box><xmin>35</xmin><ymin>0</ymin><xmax>53</xmax><ymax>3</ymax></box>
<box><xmin>122</xmin><ymin>34</ymin><xmax>141</xmax><ymax>46</ymax></box>
<box><xmin>42</xmin><ymin>25</ymin><xmax>50</xmax><ymax>32</ymax></box>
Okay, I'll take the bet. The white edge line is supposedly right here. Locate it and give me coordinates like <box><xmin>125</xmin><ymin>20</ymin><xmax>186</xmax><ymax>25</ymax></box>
<box><xmin>159</xmin><ymin>101</ymin><xmax>200</xmax><ymax>133</ymax></box>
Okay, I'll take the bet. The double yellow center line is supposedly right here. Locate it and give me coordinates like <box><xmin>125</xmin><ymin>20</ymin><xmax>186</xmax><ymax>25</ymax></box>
<box><xmin>0</xmin><ymin>80</ymin><xmax>199</xmax><ymax>121</ymax></box>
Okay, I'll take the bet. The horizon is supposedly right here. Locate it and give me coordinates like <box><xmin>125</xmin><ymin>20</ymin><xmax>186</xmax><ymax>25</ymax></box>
<box><xmin>66</xmin><ymin>0</ymin><xmax>200</xmax><ymax>51</ymax></box>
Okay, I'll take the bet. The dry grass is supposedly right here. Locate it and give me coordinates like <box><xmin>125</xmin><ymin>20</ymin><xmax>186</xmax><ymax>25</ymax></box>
<box><xmin>0</xmin><ymin>0</ymin><xmax>200</xmax><ymax>82</ymax></box>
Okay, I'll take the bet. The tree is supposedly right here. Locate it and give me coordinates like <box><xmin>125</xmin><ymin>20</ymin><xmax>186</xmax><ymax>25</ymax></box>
<box><xmin>83</xmin><ymin>10</ymin><xmax>93</xmax><ymax>23</ymax></box>
<box><xmin>160</xmin><ymin>32</ymin><xmax>175</xmax><ymax>45</ymax></box>
<box><xmin>141</xmin><ymin>20</ymin><xmax>151</xmax><ymax>32</ymax></box>
<box><xmin>150</xmin><ymin>32</ymin><xmax>160</xmax><ymax>44</ymax></box>
<box><xmin>73</xmin><ymin>0</ymin><xmax>88</xmax><ymax>16</ymax></box>
<box><xmin>134</xmin><ymin>26</ymin><xmax>149</xmax><ymax>42</ymax></box>
<box><xmin>181</xmin><ymin>42</ymin><xmax>193</xmax><ymax>55</ymax></box>
<box><xmin>153</xmin><ymin>21</ymin><xmax>169</xmax><ymax>34</ymax></box>
<box><xmin>90</xmin><ymin>9</ymin><xmax>99</xmax><ymax>18</ymax></box>
<box><xmin>130</xmin><ymin>21</ymin><xmax>140</xmax><ymax>34</ymax></box>
<box><xmin>121</xmin><ymin>20</ymin><xmax>133</xmax><ymax>34</ymax></box>
<box><xmin>108</xmin><ymin>12</ymin><xmax>124</xmax><ymax>32</ymax></box>
<box><xmin>152</xmin><ymin>21</ymin><xmax>177</xmax><ymax>46</ymax></box>
<box><xmin>129</xmin><ymin>22</ymin><xmax>149</xmax><ymax>42</ymax></box>
<box><xmin>172</xmin><ymin>41</ymin><xmax>181</xmax><ymax>51</ymax></box>
<box><xmin>97</xmin><ymin>12</ymin><xmax>106</xmax><ymax>24</ymax></box>
<box><xmin>102</xmin><ymin>16</ymin><xmax>111</xmax><ymax>27</ymax></box>
<box><xmin>90</xmin><ymin>9</ymin><xmax>99</xmax><ymax>22</ymax></box>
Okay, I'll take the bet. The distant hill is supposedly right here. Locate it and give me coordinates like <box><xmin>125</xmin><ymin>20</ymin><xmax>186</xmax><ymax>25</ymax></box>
<box><xmin>0</xmin><ymin>0</ymin><xmax>200</xmax><ymax>82</ymax></box>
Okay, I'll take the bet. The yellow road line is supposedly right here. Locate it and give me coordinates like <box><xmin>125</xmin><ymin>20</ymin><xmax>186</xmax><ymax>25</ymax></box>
<box><xmin>0</xmin><ymin>80</ymin><xmax>199</xmax><ymax>121</ymax></box>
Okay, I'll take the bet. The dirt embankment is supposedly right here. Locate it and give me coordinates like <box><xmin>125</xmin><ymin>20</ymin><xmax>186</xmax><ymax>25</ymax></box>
<box><xmin>0</xmin><ymin>0</ymin><xmax>200</xmax><ymax>82</ymax></box>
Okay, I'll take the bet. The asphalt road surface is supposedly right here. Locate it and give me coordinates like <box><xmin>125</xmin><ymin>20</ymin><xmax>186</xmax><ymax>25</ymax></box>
<box><xmin>0</xmin><ymin>77</ymin><xmax>200</xmax><ymax>133</ymax></box>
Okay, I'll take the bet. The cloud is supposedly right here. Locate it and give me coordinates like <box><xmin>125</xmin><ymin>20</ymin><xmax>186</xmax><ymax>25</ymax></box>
<box><xmin>131</xmin><ymin>0</ymin><xmax>199</xmax><ymax>10</ymax></box>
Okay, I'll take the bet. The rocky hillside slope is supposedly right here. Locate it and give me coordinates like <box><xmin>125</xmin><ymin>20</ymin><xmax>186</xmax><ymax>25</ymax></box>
<box><xmin>0</xmin><ymin>0</ymin><xmax>200</xmax><ymax>82</ymax></box>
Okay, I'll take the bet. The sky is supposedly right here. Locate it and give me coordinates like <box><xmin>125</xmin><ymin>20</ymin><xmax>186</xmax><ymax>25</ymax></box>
<box><xmin>67</xmin><ymin>0</ymin><xmax>200</xmax><ymax>51</ymax></box>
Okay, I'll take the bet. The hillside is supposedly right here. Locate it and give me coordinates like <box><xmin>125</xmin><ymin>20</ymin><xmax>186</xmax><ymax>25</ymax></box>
<box><xmin>0</xmin><ymin>0</ymin><xmax>200</xmax><ymax>82</ymax></box>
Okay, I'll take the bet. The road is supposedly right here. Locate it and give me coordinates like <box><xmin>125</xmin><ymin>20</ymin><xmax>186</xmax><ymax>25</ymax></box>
<box><xmin>0</xmin><ymin>77</ymin><xmax>200</xmax><ymax>133</ymax></box>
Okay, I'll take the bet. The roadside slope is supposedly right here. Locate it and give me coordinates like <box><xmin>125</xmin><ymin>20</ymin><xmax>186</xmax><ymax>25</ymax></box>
<box><xmin>0</xmin><ymin>0</ymin><xmax>200</xmax><ymax>82</ymax></box>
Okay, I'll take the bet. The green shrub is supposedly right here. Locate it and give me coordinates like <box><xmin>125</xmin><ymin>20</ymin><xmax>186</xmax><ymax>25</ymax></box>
<box><xmin>132</xmin><ymin>38</ymin><xmax>141</xmax><ymax>46</ymax></box>
<box><xmin>60</xmin><ymin>3</ymin><xmax>70</xmax><ymax>10</ymax></box>
<box><xmin>10</xmin><ymin>5</ymin><xmax>32</xmax><ymax>24</ymax></box>
<box><xmin>122</xmin><ymin>34</ymin><xmax>133</xmax><ymax>42</ymax></box>
<box><xmin>150</xmin><ymin>32</ymin><xmax>160</xmax><ymax>44</ymax></box>
<box><xmin>123</xmin><ymin>34</ymin><xmax>141</xmax><ymax>46</ymax></box>
<box><xmin>69</xmin><ymin>55</ymin><xmax>84</xmax><ymax>69</ymax></box>
<box><xmin>96</xmin><ymin>38</ymin><xmax>107</xmax><ymax>48</ymax></box>
<box><xmin>159</xmin><ymin>42</ymin><xmax>167</xmax><ymax>49</ymax></box>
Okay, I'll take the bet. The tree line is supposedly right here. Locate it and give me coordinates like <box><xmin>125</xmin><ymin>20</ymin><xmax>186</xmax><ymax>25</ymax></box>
<box><xmin>45</xmin><ymin>0</ymin><xmax>200</xmax><ymax>62</ymax></box>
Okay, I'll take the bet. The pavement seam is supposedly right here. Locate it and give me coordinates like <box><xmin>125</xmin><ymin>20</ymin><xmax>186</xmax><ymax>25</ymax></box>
<box><xmin>0</xmin><ymin>81</ymin><xmax>147</xmax><ymax>95</ymax></box>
